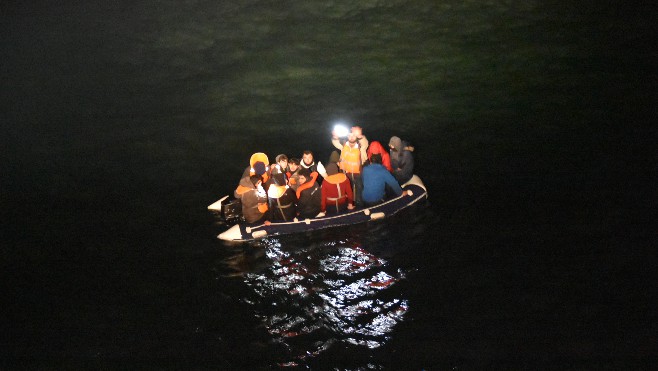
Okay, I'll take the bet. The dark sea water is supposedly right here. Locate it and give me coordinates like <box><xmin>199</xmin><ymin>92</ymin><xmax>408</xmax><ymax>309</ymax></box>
<box><xmin>2</xmin><ymin>0</ymin><xmax>655</xmax><ymax>369</ymax></box>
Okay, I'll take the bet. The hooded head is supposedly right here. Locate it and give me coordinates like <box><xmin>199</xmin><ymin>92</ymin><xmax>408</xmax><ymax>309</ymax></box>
<box><xmin>326</xmin><ymin>163</ymin><xmax>339</xmax><ymax>176</ymax></box>
<box><xmin>275</xmin><ymin>154</ymin><xmax>288</xmax><ymax>163</ymax></box>
<box><xmin>252</xmin><ymin>161</ymin><xmax>267</xmax><ymax>176</ymax></box>
<box><xmin>328</xmin><ymin>150</ymin><xmax>340</xmax><ymax>165</ymax></box>
<box><xmin>388</xmin><ymin>136</ymin><xmax>402</xmax><ymax>152</ymax></box>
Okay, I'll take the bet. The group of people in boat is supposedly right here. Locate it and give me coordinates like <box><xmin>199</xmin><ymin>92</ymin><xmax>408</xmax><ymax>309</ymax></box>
<box><xmin>234</xmin><ymin>125</ymin><xmax>415</xmax><ymax>224</ymax></box>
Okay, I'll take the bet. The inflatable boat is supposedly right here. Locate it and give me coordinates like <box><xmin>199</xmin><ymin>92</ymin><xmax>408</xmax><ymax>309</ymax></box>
<box><xmin>210</xmin><ymin>175</ymin><xmax>427</xmax><ymax>242</ymax></box>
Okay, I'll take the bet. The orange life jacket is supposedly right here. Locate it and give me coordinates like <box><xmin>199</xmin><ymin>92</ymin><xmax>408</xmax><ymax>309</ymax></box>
<box><xmin>296</xmin><ymin>171</ymin><xmax>319</xmax><ymax>199</ymax></box>
<box><xmin>324</xmin><ymin>173</ymin><xmax>349</xmax><ymax>209</ymax></box>
<box><xmin>340</xmin><ymin>144</ymin><xmax>362</xmax><ymax>174</ymax></box>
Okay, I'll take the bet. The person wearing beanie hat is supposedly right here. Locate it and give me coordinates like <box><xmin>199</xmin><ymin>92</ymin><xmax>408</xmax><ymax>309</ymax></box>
<box><xmin>320</xmin><ymin>162</ymin><xmax>354</xmax><ymax>215</ymax></box>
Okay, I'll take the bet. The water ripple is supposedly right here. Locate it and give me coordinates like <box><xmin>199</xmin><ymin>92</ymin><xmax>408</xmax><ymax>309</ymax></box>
<box><xmin>240</xmin><ymin>237</ymin><xmax>409</xmax><ymax>364</ymax></box>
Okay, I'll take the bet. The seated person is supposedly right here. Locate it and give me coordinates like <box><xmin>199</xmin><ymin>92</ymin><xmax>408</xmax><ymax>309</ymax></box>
<box><xmin>239</xmin><ymin>153</ymin><xmax>271</xmax><ymax>191</ymax></box>
<box><xmin>295</xmin><ymin>168</ymin><xmax>321</xmax><ymax>219</ymax></box>
<box><xmin>361</xmin><ymin>153</ymin><xmax>409</xmax><ymax>207</ymax></box>
<box><xmin>287</xmin><ymin>157</ymin><xmax>302</xmax><ymax>191</ymax></box>
<box><xmin>300</xmin><ymin>150</ymin><xmax>318</xmax><ymax>174</ymax></box>
<box><xmin>320</xmin><ymin>163</ymin><xmax>354</xmax><ymax>215</ymax></box>
<box><xmin>270</xmin><ymin>154</ymin><xmax>289</xmax><ymax>180</ymax></box>
<box><xmin>366</xmin><ymin>140</ymin><xmax>392</xmax><ymax>171</ymax></box>
<box><xmin>267</xmin><ymin>173</ymin><xmax>297</xmax><ymax>222</ymax></box>
<box><xmin>234</xmin><ymin>174</ymin><xmax>269</xmax><ymax>224</ymax></box>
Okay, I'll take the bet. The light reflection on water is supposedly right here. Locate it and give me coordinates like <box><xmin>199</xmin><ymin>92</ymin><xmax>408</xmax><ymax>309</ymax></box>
<box><xmin>228</xmin><ymin>235</ymin><xmax>409</xmax><ymax>365</ymax></box>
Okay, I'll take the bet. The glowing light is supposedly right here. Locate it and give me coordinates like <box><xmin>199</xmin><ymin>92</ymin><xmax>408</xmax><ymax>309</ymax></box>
<box><xmin>333</xmin><ymin>123</ymin><xmax>349</xmax><ymax>137</ymax></box>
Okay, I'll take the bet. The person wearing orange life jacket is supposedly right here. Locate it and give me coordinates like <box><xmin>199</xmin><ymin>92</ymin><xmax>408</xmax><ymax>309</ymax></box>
<box><xmin>295</xmin><ymin>168</ymin><xmax>321</xmax><ymax>219</ymax></box>
<box><xmin>234</xmin><ymin>172</ymin><xmax>269</xmax><ymax>224</ymax></box>
<box><xmin>366</xmin><ymin>140</ymin><xmax>392</xmax><ymax>171</ymax></box>
<box><xmin>286</xmin><ymin>157</ymin><xmax>302</xmax><ymax>191</ymax></box>
<box><xmin>320</xmin><ymin>163</ymin><xmax>354</xmax><ymax>215</ymax></box>
<box><xmin>333</xmin><ymin>126</ymin><xmax>368</xmax><ymax>207</ymax></box>
<box><xmin>267</xmin><ymin>173</ymin><xmax>297</xmax><ymax>222</ymax></box>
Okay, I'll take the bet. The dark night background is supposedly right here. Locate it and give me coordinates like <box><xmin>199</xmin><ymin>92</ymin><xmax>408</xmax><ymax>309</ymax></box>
<box><xmin>1</xmin><ymin>0</ymin><xmax>655</xmax><ymax>369</ymax></box>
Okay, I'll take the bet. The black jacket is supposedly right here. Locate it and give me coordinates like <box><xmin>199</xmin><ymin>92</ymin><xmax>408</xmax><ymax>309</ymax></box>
<box><xmin>297</xmin><ymin>181</ymin><xmax>321</xmax><ymax>219</ymax></box>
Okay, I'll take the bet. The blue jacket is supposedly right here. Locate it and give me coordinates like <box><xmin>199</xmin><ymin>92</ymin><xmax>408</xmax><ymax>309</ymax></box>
<box><xmin>361</xmin><ymin>163</ymin><xmax>403</xmax><ymax>203</ymax></box>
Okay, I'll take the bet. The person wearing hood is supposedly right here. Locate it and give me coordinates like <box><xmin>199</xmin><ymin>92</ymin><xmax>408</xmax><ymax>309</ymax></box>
<box><xmin>295</xmin><ymin>168</ymin><xmax>321</xmax><ymax>219</ymax></box>
<box><xmin>320</xmin><ymin>163</ymin><xmax>354</xmax><ymax>215</ymax></box>
<box><xmin>234</xmin><ymin>173</ymin><xmax>269</xmax><ymax>224</ymax></box>
<box><xmin>388</xmin><ymin>136</ymin><xmax>415</xmax><ymax>184</ymax></box>
<box><xmin>238</xmin><ymin>152</ymin><xmax>272</xmax><ymax>191</ymax></box>
<box><xmin>366</xmin><ymin>140</ymin><xmax>392</xmax><ymax>171</ymax></box>
<box><xmin>362</xmin><ymin>153</ymin><xmax>409</xmax><ymax>206</ymax></box>
<box><xmin>267</xmin><ymin>173</ymin><xmax>297</xmax><ymax>222</ymax></box>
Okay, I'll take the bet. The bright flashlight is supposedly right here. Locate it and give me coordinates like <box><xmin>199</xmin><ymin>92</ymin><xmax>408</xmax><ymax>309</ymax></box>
<box><xmin>333</xmin><ymin>123</ymin><xmax>349</xmax><ymax>137</ymax></box>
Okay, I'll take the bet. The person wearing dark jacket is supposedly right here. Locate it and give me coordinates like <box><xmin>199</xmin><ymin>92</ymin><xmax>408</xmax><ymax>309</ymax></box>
<box><xmin>234</xmin><ymin>174</ymin><xmax>269</xmax><ymax>224</ymax></box>
<box><xmin>267</xmin><ymin>173</ymin><xmax>297</xmax><ymax>222</ymax></box>
<box><xmin>362</xmin><ymin>154</ymin><xmax>409</xmax><ymax>206</ymax></box>
<box><xmin>300</xmin><ymin>150</ymin><xmax>318</xmax><ymax>174</ymax></box>
<box><xmin>287</xmin><ymin>157</ymin><xmax>302</xmax><ymax>191</ymax></box>
<box><xmin>388</xmin><ymin>136</ymin><xmax>414</xmax><ymax>184</ymax></box>
<box><xmin>295</xmin><ymin>168</ymin><xmax>321</xmax><ymax>219</ymax></box>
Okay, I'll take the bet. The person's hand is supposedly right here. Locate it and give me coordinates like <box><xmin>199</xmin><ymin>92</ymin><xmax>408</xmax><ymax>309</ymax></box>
<box><xmin>347</xmin><ymin>203</ymin><xmax>355</xmax><ymax>210</ymax></box>
<box><xmin>264</xmin><ymin>220</ymin><xmax>271</xmax><ymax>226</ymax></box>
<box><xmin>331</xmin><ymin>129</ymin><xmax>339</xmax><ymax>139</ymax></box>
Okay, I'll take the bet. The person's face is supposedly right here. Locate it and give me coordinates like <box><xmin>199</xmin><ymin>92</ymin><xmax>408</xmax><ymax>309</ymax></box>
<box><xmin>278</xmin><ymin>159</ymin><xmax>288</xmax><ymax>169</ymax></box>
<box><xmin>298</xmin><ymin>175</ymin><xmax>307</xmax><ymax>184</ymax></box>
<box><xmin>289</xmin><ymin>162</ymin><xmax>298</xmax><ymax>172</ymax></box>
<box><xmin>348</xmin><ymin>133</ymin><xmax>357</xmax><ymax>143</ymax></box>
<box><xmin>303</xmin><ymin>153</ymin><xmax>313</xmax><ymax>164</ymax></box>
